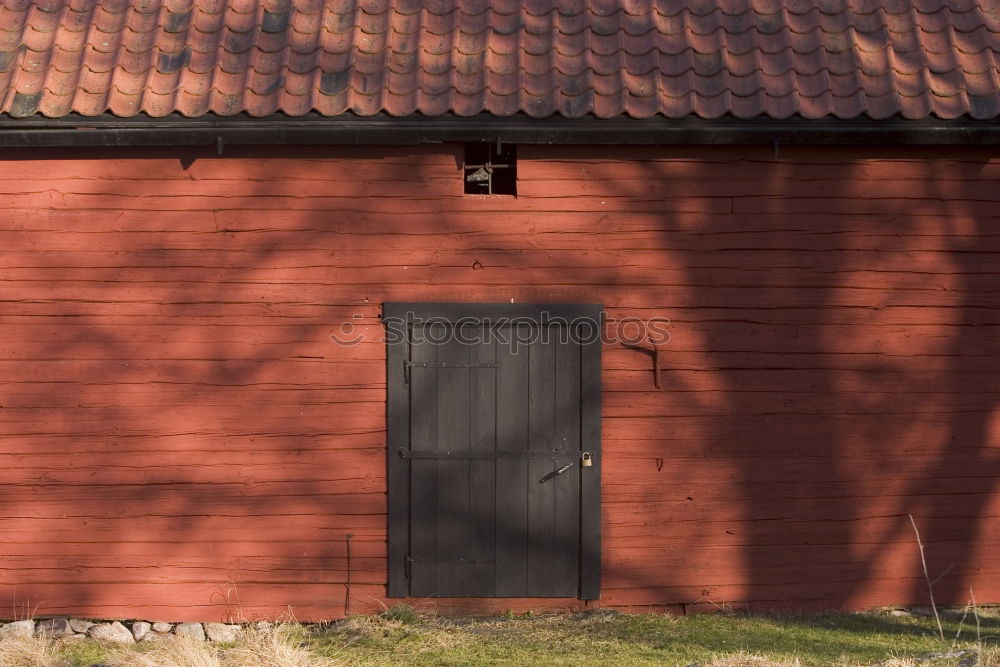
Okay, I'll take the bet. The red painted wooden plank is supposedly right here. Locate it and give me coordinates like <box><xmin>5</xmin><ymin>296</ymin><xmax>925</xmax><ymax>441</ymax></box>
<box><xmin>2</xmin><ymin>284</ymin><xmax>999</xmax><ymax>309</ymax></box>
<box><xmin>518</xmin><ymin>159</ymin><xmax>1000</xmax><ymax>184</ymax></box>
<box><xmin>0</xmin><ymin>178</ymin><xmax>459</xmax><ymax>199</ymax></box>
<box><xmin>517</xmin><ymin>179</ymin><xmax>1000</xmax><ymax>202</ymax></box>
<box><xmin>5</xmin><ymin>250</ymin><xmax>1000</xmax><ymax>278</ymax></box>
<box><xmin>515</xmin><ymin>144</ymin><xmax>1000</xmax><ymax>166</ymax></box>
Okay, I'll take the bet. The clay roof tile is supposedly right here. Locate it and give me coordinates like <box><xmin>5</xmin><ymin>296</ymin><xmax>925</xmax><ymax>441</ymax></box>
<box><xmin>1</xmin><ymin>0</ymin><xmax>995</xmax><ymax>118</ymax></box>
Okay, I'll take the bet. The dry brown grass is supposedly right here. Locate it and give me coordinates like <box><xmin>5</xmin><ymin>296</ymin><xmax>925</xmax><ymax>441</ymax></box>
<box><xmin>0</xmin><ymin>636</ymin><xmax>64</xmax><ymax>667</ymax></box>
<box><xmin>106</xmin><ymin>623</ymin><xmax>336</xmax><ymax>667</ymax></box>
<box><xmin>700</xmin><ymin>652</ymin><xmax>804</xmax><ymax>666</ymax></box>
<box><xmin>700</xmin><ymin>649</ymin><xmax>1000</xmax><ymax>667</ymax></box>
<box><xmin>109</xmin><ymin>636</ymin><xmax>223</xmax><ymax>667</ymax></box>
<box><xmin>969</xmin><ymin>647</ymin><xmax>1000</xmax><ymax>667</ymax></box>
<box><xmin>222</xmin><ymin>623</ymin><xmax>333</xmax><ymax>667</ymax></box>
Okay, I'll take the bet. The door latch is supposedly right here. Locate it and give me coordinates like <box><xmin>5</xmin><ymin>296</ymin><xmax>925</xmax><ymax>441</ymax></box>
<box><xmin>538</xmin><ymin>461</ymin><xmax>575</xmax><ymax>484</ymax></box>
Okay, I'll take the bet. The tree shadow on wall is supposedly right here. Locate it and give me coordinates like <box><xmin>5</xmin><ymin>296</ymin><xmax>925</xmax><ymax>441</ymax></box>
<box><xmin>598</xmin><ymin>144</ymin><xmax>1000</xmax><ymax>612</ymax></box>
<box><xmin>0</xmin><ymin>145</ymin><xmax>418</xmax><ymax>620</ymax></box>
<box><xmin>1</xmin><ymin>142</ymin><xmax>999</xmax><ymax>621</ymax></box>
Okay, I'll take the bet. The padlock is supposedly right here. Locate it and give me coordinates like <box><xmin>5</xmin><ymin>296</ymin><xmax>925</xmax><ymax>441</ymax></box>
<box><xmin>581</xmin><ymin>452</ymin><xmax>593</xmax><ymax>467</ymax></box>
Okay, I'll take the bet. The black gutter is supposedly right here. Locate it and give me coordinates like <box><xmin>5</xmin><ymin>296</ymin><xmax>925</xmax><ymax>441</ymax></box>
<box><xmin>0</xmin><ymin>112</ymin><xmax>997</xmax><ymax>147</ymax></box>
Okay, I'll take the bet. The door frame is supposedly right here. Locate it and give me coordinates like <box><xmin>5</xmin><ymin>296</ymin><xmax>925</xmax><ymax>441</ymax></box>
<box><xmin>384</xmin><ymin>302</ymin><xmax>603</xmax><ymax>599</ymax></box>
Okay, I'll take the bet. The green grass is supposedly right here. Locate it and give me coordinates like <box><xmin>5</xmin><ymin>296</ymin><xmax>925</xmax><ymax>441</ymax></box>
<box><xmin>12</xmin><ymin>606</ymin><xmax>999</xmax><ymax>667</ymax></box>
<box><xmin>308</xmin><ymin>606</ymin><xmax>1000</xmax><ymax>667</ymax></box>
<box><xmin>52</xmin><ymin>641</ymin><xmax>110</xmax><ymax>667</ymax></box>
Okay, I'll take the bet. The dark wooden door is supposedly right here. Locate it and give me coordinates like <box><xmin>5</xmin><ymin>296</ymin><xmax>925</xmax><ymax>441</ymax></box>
<box><xmin>386</xmin><ymin>303</ymin><xmax>602</xmax><ymax>599</ymax></box>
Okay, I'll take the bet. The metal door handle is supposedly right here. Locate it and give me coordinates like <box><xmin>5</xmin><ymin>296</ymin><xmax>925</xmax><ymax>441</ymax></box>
<box><xmin>538</xmin><ymin>461</ymin><xmax>575</xmax><ymax>484</ymax></box>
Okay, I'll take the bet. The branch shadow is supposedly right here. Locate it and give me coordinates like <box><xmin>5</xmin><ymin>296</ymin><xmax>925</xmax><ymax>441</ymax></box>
<box><xmin>1</xmin><ymin>141</ymin><xmax>999</xmax><ymax>622</ymax></box>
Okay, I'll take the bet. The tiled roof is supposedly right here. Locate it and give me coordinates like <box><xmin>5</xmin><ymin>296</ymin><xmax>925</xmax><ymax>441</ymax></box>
<box><xmin>1</xmin><ymin>0</ymin><xmax>998</xmax><ymax>119</ymax></box>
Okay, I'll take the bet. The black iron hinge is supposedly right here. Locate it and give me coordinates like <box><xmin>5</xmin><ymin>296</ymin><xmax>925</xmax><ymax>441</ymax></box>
<box><xmin>402</xmin><ymin>361</ymin><xmax>499</xmax><ymax>385</ymax></box>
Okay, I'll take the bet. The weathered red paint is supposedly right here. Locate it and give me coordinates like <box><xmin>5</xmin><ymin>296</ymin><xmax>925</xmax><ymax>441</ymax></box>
<box><xmin>0</xmin><ymin>144</ymin><xmax>998</xmax><ymax>621</ymax></box>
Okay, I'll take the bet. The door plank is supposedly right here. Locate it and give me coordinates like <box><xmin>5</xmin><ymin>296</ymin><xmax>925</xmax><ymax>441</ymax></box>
<box><xmin>469</xmin><ymin>334</ymin><xmax>497</xmax><ymax>597</ymax></box>
<box><xmin>436</xmin><ymin>331</ymin><xmax>473</xmax><ymax>596</ymax></box>
<box><xmin>579</xmin><ymin>323</ymin><xmax>603</xmax><ymax>600</ymax></box>
<box><xmin>528</xmin><ymin>334</ymin><xmax>557</xmax><ymax>597</ymax></box>
<box><xmin>495</xmin><ymin>324</ymin><xmax>529</xmax><ymax>597</ymax></box>
<box><xmin>553</xmin><ymin>337</ymin><xmax>582</xmax><ymax>597</ymax></box>
<box><xmin>409</xmin><ymin>324</ymin><xmax>440</xmax><ymax>597</ymax></box>
<box><xmin>385</xmin><ymin>315</ymin><xmax>410</xmax><ymax>597</ymax></box>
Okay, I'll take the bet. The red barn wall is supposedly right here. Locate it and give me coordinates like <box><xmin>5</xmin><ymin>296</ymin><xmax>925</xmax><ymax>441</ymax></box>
<box><xmin>1</xmin><ymin>144</ymin><xmax>998</xmax><ymax>621</ymax></box>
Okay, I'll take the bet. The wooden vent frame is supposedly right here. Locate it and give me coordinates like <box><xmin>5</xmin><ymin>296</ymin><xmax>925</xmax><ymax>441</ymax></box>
<box><xmin>463</xmin><ymin>142</ymin><xmax>517</xmax><ymax>195</ymax></box>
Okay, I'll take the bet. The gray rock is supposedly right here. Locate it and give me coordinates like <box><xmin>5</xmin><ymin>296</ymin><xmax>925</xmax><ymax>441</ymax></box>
<box><xmin>204</xmin><ymin>622</ymin><xmax>240</xmax><ymax>642</ymax></box>
<box><xmin>58</xmin><ymin>634</ymin><xmax>88</xmax><ymax>642</ymax></box>
<box><xmin>888</xmin><ymin>609</ymin><xmax>912</xmax><ymax>618</ymax></box>
<box><xmin>141</xmin><ymin>631</ymin><xmax>170</xmax><ymax>642</ymax></box>
<box><xmin>910</xmin><ymin>606</ymin><xmax>966</xmax><ymax>620</ymax></box>
<box><xmin>88</xmin><ymin>621</ymin><xmax>135</xmax><ymax>644</ymax></box>
<box><xmin>69</xmin><ymin>619</ymin><xmax>95</xmax><ymax>633</ymax></box>
<box><xmin>36</xmin><ymin>617</ymin><xmax>74</xmax><ymax>638</ymax></box>
<box><xmin>151</xmin><ymin>622</ymin><xmax>173</xmax><ymax>633</ymax></box>
<box><xmin>958</xmin><ymin>655</ymin><xmax>978</xmax><ymax>667</ymax></box>
<box><xmin>174</xmin><ymin>622</ymin><xmax>206</xmax><ymax>641</ymax></box>
<box><xmin>921</xmin><ymin>649</ymin><xmax>972</xmax><ymax>660</ymax></box>
<box><xmin>976</xmin><ymin>606</ymin><xmax>1000</xmax><ymax>619</ymax></box>
<box><xmin>131</xmin><ymin>621</ymin><xmax>151</xmax><ymax>641</ymax></box>
<box><xmin>0</xmin><ymin>620</ymin><xmax>36</xmax><ymax>638</ymax></box>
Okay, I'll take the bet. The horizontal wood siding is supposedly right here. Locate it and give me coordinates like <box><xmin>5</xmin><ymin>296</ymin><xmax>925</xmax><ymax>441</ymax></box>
<box><xmin>1</xmin><ymin>144</ymin><xmax>998</xmax><ymax>620</ymax></box>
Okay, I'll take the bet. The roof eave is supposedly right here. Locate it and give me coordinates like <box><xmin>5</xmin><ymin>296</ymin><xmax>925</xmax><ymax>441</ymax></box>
<box><xmin>0</xmin><ymin>113</ymin><xmax>998</xmax><ymax>148</ymax></box>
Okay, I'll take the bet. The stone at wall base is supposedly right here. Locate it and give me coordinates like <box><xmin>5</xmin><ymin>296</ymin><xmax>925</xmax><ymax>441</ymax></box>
<box><xmin>0</xmin><ymin>620</ymin><xmax>36</xmax><ymax>638</ymax></box>
<box><xmin>36</xmin><ymin>618</ymin><xmax>74</xmax><ymax>638</ymax></box>
<box><xmin>88</xmin><ymin>621</ymin><xmax>135</xmax><ymax>644</ymax></box>
<box><xmin>131</xmin><ymin>621</ymin><xmax>151</xmax><ymax>641</ymax></box>
<box><xmin>174</xmin><ymin>622</ymin><xmax>206</xmax><ymax>641</ymax></box>
<box><xmin>204</xmin><ymin>622</ymin><xmax>240</xmax><ymax>642</ymax></box>
<box><xmin>69</xmin><ymin>619</ymin><xmax>96</xmax><ymax>634</ymax></box>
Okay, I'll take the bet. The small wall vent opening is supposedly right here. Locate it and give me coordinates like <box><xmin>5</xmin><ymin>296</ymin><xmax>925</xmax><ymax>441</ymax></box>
<box><xmin>463</xmin><ymin>142</ymin><xmax>516</xmax><ymax>195</ymax></box>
